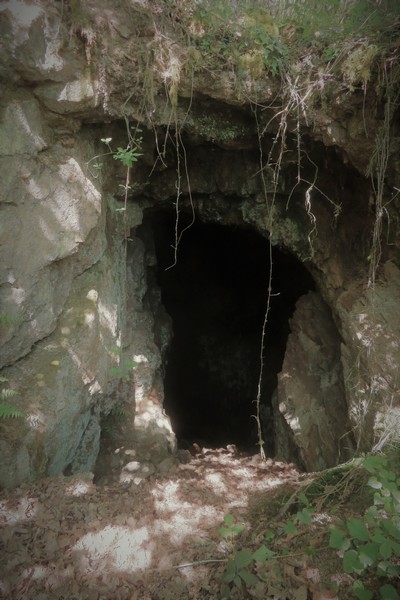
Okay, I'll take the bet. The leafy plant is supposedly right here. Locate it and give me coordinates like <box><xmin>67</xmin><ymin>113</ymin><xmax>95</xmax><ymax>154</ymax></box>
<box><xmin>219</xmin><ymin>497</ymin><xmax>316</xmax><ymax>597</ymax></box>
<box><xmin>112</xmin><ymin>144</ymin><xmax>142</xmax><ymax>169</ymax></box>
<box><xmin>329</xmin><ymin>455</ymin><xmax>400</xmax><ymax>599</ymax></box>
<box><xmin>87</xmin><ymin>133</ymin><xmax>142</xmax><ymax>178</ymax></box>
<box><xmin>109</xmin><ymin>347</ymin><xmax>138</xmax><ymax>382</ymax></box>
<box><xmin>222</xmin><ymin>549</ymin><xmax>258</xmax><ymax>598</ymax></box>
<box><xmin>192</xmin><ymin>1</ymin><xmax>286</xmax><ymax>78</ymax></box>
<box><xmin>217</xmin><ymin>460</ymin><xmax>398</xmax><ymax>599</ymax></box>
<box><xmin>219</xmin><ymin>514</ymin><xmax>246</xmax><ymax>542</ymax></box>
<box><xmin>0</xmin><ymin>377</ymin><xmax>25</xmax><ymax>420</ymax></box>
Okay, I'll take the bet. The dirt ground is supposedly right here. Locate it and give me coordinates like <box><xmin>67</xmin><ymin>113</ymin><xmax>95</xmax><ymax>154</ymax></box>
<box><xmin>0</xmin><ymin>441</ymin><xmax>383</xmax><ymax>600</ymax></box>
<box><xmin>0</xmin><ymin>441</ymin><xmax>309</xmax><ymax>599</ymax></box>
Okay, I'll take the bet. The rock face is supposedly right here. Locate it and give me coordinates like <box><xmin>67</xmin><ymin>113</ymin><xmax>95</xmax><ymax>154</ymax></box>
<box><xmin>274</xmin><ymin>292</ymin><xmax>354</xmax><ymax>471</ymax></box>
<box><xmin>0</xmin><ymin>0</ymin><xmax>399</xmax><ymax>486</ymax></box>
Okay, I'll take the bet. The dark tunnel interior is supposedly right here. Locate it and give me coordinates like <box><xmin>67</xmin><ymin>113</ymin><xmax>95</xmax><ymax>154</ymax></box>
<box><xmin>145</xmin><ymin>208</ymin><xmax>315</xmax><ymax>454</ymax></box>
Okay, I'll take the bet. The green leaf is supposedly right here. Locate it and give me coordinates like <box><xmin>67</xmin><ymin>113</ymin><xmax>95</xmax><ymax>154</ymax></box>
<box><xmin>225</xmin><ymin>558</ymin><xmax>236</xmax><ymax>579</ymax></box>
<box><xmin>113</xmin><ymin>147</ymin><xmax>142</xmax><ymax>168</ymax></box>
<box><xmin>283</xmin><ymin>521</ymin><xmax>297</xmax><ymax>535</ymax></box>
<box><xmin>371</xmin><ymin>530</ymin><xmax>386</xmax><ymax>544</ymax></box>
<box><xmin>0</xmin><ymin>402</ymin><xmax>25</xmax><ymax>419</ymax></box>
<box><xmin>239</xmin><ymin>569</ymin><xmax>258</xmax><ymax>586</ymax></box>
<box><xmin>224</xmin><ymin>514</ymin><xmax>234</xmax><ymax>526</ymax></box>
<box><xmin>384</xmin><ymin>498</ymin><xmax>395</xmax><ymax>513</ymax></box>
<box><xmin>298</xmin><ymin>508</ymin><xmax>313</xmax><ymax>525</ymax></box>
<box><xmin>221</xmin><ymin>584</ymin><xmax>231</xmax><ymax>598</ymax></box>
<box><xmin>233</xmin><ymin>575</ymin><xmax>242</xmax><ymax>588</ymax></box>
<box><xmin>382</xmin><ymin>519</ymin><xmax>400</xmax><ymax>540</ymax></box>
<box><xmin>298</xmin><ymin>492</ymin><xmax>310</xmax><ymax>506</ymax></box>
<box><xmin>224</xmin><ymin>570</ymin><xmax>236</xmax><ymax>583</ymax></box>
<box><xmin>347</xmin><ymin>519</ymin><xmax>370</xmax><ymax>542</ymax></box>
<box><xmin>235</xmin><ymin>550</ymin><xmax>253</xmax><ymax>570</ymax></box>
<box><xmin>379</xmin><ymin>584</ymin><xmax>400</xmax><ymax>600</ymax></box>
<box><xmin>358</xmin><ymin>542</ymin><xmax>379</xmax><ymax>567</ymax></box>
<box><xmin>368</xmin><ymin>476</ymin><xmax>383</xmax><ymax>490</ymax></box>
<box><xmin>374</xmin><ymin>492</ymin><xmax>385</xmax><ymax>506</ymax></box>
<box><xmin>380</xmin><ymin>540</ymin><xmax>393</xmax><ymax>560</ymax></box>
<box><xmin>352</xmin><ymin>580</ymin><xmax>373</xmax><ymax>600</ymax></box>
<box><xmin>390</xmin><ymin>540</ymin><xmax>400</xmax><ymax>556</ymax></box>
<box><xmin>252</xmin><ymin>544</ymin><xmax>275</xmax><ymax>562</ymax></box>
<box><xmin>377</xmin><ymin>561</ymin><xmax>392</xmax><ymax>575</ymax></box>
<box><xmin>231</xmin><ymin>524</ymin><xmax>246</xmax><ymax>536</ymax></box>
<box><xmin>343</xmin><ymin>549</ymin><xmax>364</xmax><ymax>574</ymax></box>
<box><xmin>363</xmin><ymin>455</ymin><xmax>387</xmax><ymax>473</ymax></box>
<box><xmin>219</xmin><ymin>527</ymin><xmax>232</xmax><ymax>538</ymax></box>
<box><xmin>384</xmin><ymin>564</ymin><xmax>400</xmax><ymax>577</ymax></box>
<box><xmin>329</xmin><ymin>527</ymin><xmax>350</xmax><ymax>550</ymax></box>
<box><xmin>381</xmin><ymin>469</ymin><xmax>397</xmax><ymax>482</ymax></box>
<box><xmin>0</xmin><ymin>388</ymin><xmax>17</xmax><ymax>398</ymax></box>
<box><xmin>264</xmin><ymin>529</ymin><xmax>275</xmax><ymax>542</ymax></box>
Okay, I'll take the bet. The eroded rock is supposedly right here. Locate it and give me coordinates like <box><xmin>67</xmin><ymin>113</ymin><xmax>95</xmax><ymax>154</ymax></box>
<box><xmin>274</xmin><ymin>292</ymin><xmax>355</xmax><ymax>471</ymax></box>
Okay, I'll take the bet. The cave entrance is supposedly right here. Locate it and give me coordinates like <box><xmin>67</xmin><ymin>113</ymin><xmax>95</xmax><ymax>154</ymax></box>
<box><xmin>147</xmin><ymin>208</ymin><xmax>315</xmax><ymax>454</ymax></box>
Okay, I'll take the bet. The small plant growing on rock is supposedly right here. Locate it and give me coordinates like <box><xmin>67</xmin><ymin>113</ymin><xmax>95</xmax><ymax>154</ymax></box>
<box><xmin>109</xmin><ymin>347</ymin><xmax>138</xmax><ymax>382</ymax></box>
<box><xmin>0</xmin><ymin>377</ymin><xmax>25</xmax><ymax>420</ymax></box>
<box><xmin>87</xmin><ymin>131</ymin><xmax>142</xmax><ymax>179</ymax></box>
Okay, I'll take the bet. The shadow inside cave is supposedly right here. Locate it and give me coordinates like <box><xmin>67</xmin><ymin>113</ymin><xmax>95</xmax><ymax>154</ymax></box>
<box><xmin>143</xmin><ymin>207</ymin><xmax>315</xmax><ymax>455</ymax></box>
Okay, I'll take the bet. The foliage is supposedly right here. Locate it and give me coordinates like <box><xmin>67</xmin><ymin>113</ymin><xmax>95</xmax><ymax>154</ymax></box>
<box><xmin>112</xmin><ymin>144</ymin><xmax>142</xmax><ymax>169</ymax></box>
<box><xmin>220</xmin><ymin>499</ymin><xmax>315</xmax><ymax>598</ymax></box>
<box><xmin>109</xmin><ymin>359</ymin><xmax>138</xmax><ymax>382</ymax></box>
<box><xmin>190</xmin><ymin>1</ymin><xmax>287</xmax><ymax>77</ymax></box>
<box><xmin>87</xmin><ymin>131</ymin><xmax>142</xmax><ymax>179</ymax></box>
<box><xmin>219</xmin><ymin>514</ymin><xmax>246</xmax><ymax>542</ymax></box>
<box><xmin>218</xmin><ymin>454</ymin><xmax>400</xmax><ymax>599</ymax></box>
<box><xmin>109</xmin><ymin>347</ymin><xmax>138</xmax><ymax>383</ymax></box>
<box><xmin>0</xmin><ymin>377</ymin><xmax>25</xmax><ymax>420</ymax></box>
<box><xmin>342</xmin><ymin>42</ymin><xmax>379</xmax><ymax>90</ymax></box>
<box><xmin>329</xmin><ymin>455</ymin><xmax>400</xmax><ymax>599</ymax></box>
<box><xmin>276</xmin><ymin>0</ymin><xmax>400</xmax><ymax>50</ymax></box>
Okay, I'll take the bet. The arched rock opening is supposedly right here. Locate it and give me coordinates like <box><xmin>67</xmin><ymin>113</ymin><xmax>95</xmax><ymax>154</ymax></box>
<box><xmin>143</xmin><ymin>208</ymin><xmax>315</xmax><ymax>455</ymax></box>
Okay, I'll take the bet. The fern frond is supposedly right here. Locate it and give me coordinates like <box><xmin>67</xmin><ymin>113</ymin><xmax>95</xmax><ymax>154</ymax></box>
<box><xmin>0</xmin><ymin>403</ymin><xmax>25</xmax><ymax>419</ymax></box>
<box><xmin>1</xmin><ymin>388</ymin><xmax>17</xmax><ymax>399</ymax></box>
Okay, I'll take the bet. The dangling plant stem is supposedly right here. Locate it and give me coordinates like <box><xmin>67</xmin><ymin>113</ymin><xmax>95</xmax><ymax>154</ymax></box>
<box><xmin>367</xmin><ymin>60</ymin><xmax>400</xmax><ymax>287</ymax></box>
<box><xmin>165</xmin><ymin>75</ymin><xmax>195</xmax><ymax>271</ymax></box>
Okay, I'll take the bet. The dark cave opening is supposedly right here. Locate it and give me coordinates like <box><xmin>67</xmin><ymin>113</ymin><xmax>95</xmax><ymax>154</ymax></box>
<box><xmin>146</xmin><ymin>208</ymin><xmax>315</xmax><ymax>454</ymax></box>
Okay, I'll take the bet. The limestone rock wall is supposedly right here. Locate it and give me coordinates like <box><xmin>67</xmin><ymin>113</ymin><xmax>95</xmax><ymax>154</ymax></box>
<box><xmin>274</xmin><ymin>292</ymin><xmax>355</xmax><ymax>470</ymax></box>
<box><xmin>0</xmin><ymin>2</ymin><xmax>146</xmax><ymax>487</ymax></box>
<box><xmin>337</xmin><ymin>262</ymin><xmax>400</xmax><ymax>452</ymax></box>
